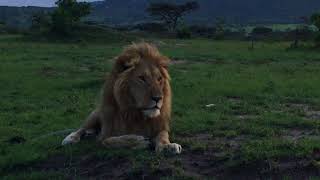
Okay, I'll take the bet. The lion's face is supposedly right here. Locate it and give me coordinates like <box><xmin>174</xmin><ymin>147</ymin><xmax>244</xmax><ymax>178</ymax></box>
<box><xmin>113</xmin><ymin>45</ymin><xmax>170</xmax><ymax>118</ymax></box>
<box><xmin>127</xmin><ymin>61</ymin><xmax>165</xmax><ymax>118</ymax></box>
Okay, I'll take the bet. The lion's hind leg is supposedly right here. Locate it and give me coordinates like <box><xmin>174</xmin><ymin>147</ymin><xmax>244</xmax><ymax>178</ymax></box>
<box><xmin>102</xmin><ymin>135</ymin><xmax>150</xmax><ymax>150</ymax></box>
<box><xmin>62</xmin><ymin>110</ymin><xmax>100</xmax><ymax>145</ymax></box>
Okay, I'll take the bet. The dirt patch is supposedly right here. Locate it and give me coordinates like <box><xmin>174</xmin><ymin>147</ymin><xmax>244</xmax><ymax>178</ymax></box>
<box><xmin>6</xmin><ymin>133</ymin><xmax>320</xmax><ymax>179</ymax></box>
<box><xmin>282</xmin><ymin>129</ymin><xmax>316</xmax><ymax>141</ymax></box>
<box><xmin>235</xmin><ymin>115</ymin><xmax>258</xmax><ymax>120</ymax></box>
<box><xmin>305</xmin><ymin>111</ymin><xmax>320</xmax><ymax>120</ymax></box>
<box><xmin>284</xmin><ymin>103</ymin><xmax>320</xmax><ymax>120</ymax></box>
<box><xmin>29</xmin><ymin>154</ymin><xmax>132</xmax><ymax>179</ymax></box>
<box><xmin>175</xmin><ymin>133</ymin><xmax>319</xmax><ymax>179</ymax></box>
<box><xmin>226</xmin><ymin>96</ymin><xmax>242</xmax><ymax>104</ymax></box>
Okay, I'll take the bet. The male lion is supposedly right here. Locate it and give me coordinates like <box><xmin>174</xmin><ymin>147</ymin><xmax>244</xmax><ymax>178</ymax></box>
<box><xmin>62</xmin><ymin>43</ymin><xmax>182</xmax><ymax>154</ymax></box>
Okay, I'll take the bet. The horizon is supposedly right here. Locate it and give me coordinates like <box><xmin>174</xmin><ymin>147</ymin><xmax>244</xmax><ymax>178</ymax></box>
<box><xmin>0</xmin><ymin>0</ymin><xmax>99</xmax><ymax>7</ymax></box>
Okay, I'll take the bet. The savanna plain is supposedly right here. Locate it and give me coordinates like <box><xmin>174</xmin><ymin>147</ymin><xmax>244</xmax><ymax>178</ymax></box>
<box><xmin>1</xmin><ymin>34</ymin><xmax>320</xmax><ymax>179</ymax></box>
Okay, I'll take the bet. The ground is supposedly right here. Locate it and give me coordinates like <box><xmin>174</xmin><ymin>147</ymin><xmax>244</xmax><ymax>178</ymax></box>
<box><xmin>1</xmin><ymin>34</ymin><xmax>320</xmax><ymax>179</ymax></box>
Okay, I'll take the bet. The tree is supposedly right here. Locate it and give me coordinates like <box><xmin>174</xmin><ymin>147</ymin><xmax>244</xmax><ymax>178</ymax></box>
<box><xmin>213</xmin><ymin>17</ymin><xmax>226</xmax><ymax>40</ymax></box>
<box><xmin>31</xmin><ymin>12</ymin><xmax>51</xmax><ymax>32</ymax></box>
<box><xmin>51</xmin><ymin>0</ymin><xmax>90</xmax><ymax>35</ymax></box>
<box><xmin>146</xmin><ymin>1</ymin><xmax>199</xmax><ymax>31</ymax></box>
<box><xmin>311</xmin><ymin>13</ymin><xmax>320</xmax><ymax>46</ymax></box>
<box><xmin>0</xmin><ymin>21</ymin><xmax>5</xmax><ymax>33</ymax></box>
<box><xmin>311</xmin><ymin>13</ymin><xmax>320</xmax><ymax>29</ymax></box>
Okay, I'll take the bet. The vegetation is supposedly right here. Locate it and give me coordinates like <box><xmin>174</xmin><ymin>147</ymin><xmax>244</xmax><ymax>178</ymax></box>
<box><xmin>146</xmin><ymin>1</ymin><xmax>199</xmax><ymax>31</ymax></box>
<box><xmin>50</xmin><ymin>0</ymin><xmax>90</xmax><ymax>35</ymax></box>
<box><xmin>311</xmin><ymin>13</ymin><xmax>320</xmax><ymax>29</ymax></box>
<box><xmin>1</xmin><ymin>1</ymin><xmax>320</xmax><ymax>27</ymax></box>
<box><xmin>1</xmin><ymin>2</ymin><xmax>320</xmax><ymax>179</ymax></box>
<box><xmin>311</xmin><ymin>13</ymin><xmax>320</xmax><ymax>46</ymax></box>
<box><xmin>213</xmin><ymin>17</ymin><xmax>226</xmax><ymax>40</ymax></box>
<box><xmin>176</xmin><ymin>26</ymin><xmax>192</xmax><ymax>39</ymax></box>
<box><xmin>1</xmin><ymin>34</ymin><xmax>320</xmax><ymax>179</ymax></box>
<box><xmin>249</xmin><ymin>26</ymin><xmax>273</xmax><ymax>49</ymax></box>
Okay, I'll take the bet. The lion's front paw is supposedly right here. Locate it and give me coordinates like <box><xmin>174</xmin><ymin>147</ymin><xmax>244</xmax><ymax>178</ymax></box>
<box><xmin>61</xmin><ymin>132</ymin><xmax>80</xmax><ymax>145</ymax></box>
<box><xmin>156</xmin><ymin>143</ymin><xmax>182</xmax><ymax>154</ymax></box>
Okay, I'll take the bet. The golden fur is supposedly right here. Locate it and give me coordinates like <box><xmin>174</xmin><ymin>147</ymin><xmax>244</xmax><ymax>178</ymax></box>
<box><xmin>62</xmin><ymin>43</ymin><xmax>182</xmax><ymax>154</ymax></box>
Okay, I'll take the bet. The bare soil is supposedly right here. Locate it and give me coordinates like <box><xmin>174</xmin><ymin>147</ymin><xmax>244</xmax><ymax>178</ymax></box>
<box><xmin>8</xmin><ymin>133</ymin><xmax>320</xmax><ymax>179</ymax></box>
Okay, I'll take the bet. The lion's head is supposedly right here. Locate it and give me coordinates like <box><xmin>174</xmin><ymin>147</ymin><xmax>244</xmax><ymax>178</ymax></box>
<box><xmin>111</xmin><ymin>43</ymin><xmax>171</xmax><ymax>118</ymax></box>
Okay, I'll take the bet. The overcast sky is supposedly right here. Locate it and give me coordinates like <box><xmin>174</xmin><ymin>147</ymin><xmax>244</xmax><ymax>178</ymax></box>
<box><xmin>0</xmin><ymin>0</ymin><xmax>99</xmax><ymax>7</ymax></box>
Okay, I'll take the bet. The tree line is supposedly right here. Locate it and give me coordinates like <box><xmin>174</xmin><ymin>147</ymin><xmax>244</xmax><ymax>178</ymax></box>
<box><xmin>21</xmin><ymin>0</ymin><xmax>320</xmax><ymax>46</ymax></box>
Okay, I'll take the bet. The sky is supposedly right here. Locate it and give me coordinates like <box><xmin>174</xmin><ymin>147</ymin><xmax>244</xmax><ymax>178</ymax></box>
<box><xmin>0</xmin><ymin>0</ymin><xmax>99</xmax><ymax>7</ymax></box>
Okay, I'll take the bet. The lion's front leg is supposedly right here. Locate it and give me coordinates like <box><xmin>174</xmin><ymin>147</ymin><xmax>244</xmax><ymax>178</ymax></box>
<box><xmin>62</xmin><ymin>110</ymin><xmax>99</xmax><ymax>145</ymax></box>
<box><xmin>155</xmin><ymin>131</ymin><xmax>182</xmax><ymax>154</ymax></box>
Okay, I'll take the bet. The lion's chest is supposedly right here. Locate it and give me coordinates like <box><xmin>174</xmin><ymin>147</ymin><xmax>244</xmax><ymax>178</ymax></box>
<box><xmin>110</xmin><ymin>113</ymin><xmax>156</xmax><ymax>138</ymax></box>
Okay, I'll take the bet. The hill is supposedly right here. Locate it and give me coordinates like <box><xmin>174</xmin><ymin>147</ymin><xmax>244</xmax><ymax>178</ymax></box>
<box><xmin>0</xmin><ymin>6</ymin><xmax>53</xmax><ymax>29</ymax></box>
<box><xmin>88</xmin><ymin>0</ymin><xmax>320</xmax><ymax>25</ymax></box>
<box><xmin>0</xmin><ymin>0</ymin><xmax>320</xmax><ymax>28</ymax></box>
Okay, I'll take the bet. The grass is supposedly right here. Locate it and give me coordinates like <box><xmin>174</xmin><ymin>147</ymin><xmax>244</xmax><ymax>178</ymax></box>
<box><xmin>1</xmin><ymin>34</ymin><xmax>320</xmax><ymax>179</ymax></box>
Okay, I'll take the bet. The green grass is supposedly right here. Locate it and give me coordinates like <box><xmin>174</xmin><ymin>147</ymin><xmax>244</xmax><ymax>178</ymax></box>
<box><xmin>1</xmin><ymin>35</ymin><xmax>320</xmax><ymax>179</ymax></box>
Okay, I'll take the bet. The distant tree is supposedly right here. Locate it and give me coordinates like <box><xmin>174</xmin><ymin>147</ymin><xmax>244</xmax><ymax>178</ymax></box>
<box><xmin>146</xmin><ymin>1</ymin><xmax>199</xmax><ymax>31</ymax></box>
<box><xmin>31</xmin><ymin>12</ymin><xmax>51</xmax><ymax>32</ymax></box>
<box><xmin>311</xmin><ymin>13</ymin><xmax>320</xmax><ymax>29</ymax></box>
<box><xmin>0</xmin><ymin>21</ymin><xmax>5</xmax><ymax>33</ymax></box>
<box><xmin>249</xmin><ymin>26</ymin><xmax>273</xmax><ymax>49</ymax></box>
<box><xmin>51</xmin><ymin>0</ymin><xmax>91</xmax><ymax>35</ymax></box>
<box><xmin>213</xmin><ymin>17</ymin><xmax>226</xmax><ymax>40</ymax></box>
<box><xmin>290</xmin><ymin>16</ymin><xmax>310</xmax><ymax>48</ymax></box>
<box><xmin>311</xmin><ymin>13</ymin><xmax>320</xmax><ymax>46</ymax></box>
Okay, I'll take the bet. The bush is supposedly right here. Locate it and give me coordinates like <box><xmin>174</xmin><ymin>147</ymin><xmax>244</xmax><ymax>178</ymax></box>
<box><xmin>189</xmin><ymin>25</ymin><xmax>215</xmax><ymax>38</ymax></box>
<box><xmin>0</xmin><ymin>22</ymin><xmax>6</xmax><ymax>33</ymax></box>
<box><xmin>315</xmin><ymin>33</ymin><xmax>320</xmax><ymax>47</ymax></box>
<box><xmin>311</xmin><ymin>13</ymin><xmax>320</xmax><ymax>46</ymax></box>
<box><xmin>176</xmin><ymin>26</ymin><xmax>191</xmax><ymax>39</ymax></box>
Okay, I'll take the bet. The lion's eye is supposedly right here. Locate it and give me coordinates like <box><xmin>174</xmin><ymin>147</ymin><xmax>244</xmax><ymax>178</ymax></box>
<box><xmin>139</xmin><ymin>76</ymin><xmax>146</xmax><ymax>82</ymax></box>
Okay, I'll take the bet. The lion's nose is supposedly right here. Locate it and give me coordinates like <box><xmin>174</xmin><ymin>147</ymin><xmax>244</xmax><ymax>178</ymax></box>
<box><xmin>152</xmin><ymin>96</ymin><xmax>162</xmax><ymax>102</ymax></box>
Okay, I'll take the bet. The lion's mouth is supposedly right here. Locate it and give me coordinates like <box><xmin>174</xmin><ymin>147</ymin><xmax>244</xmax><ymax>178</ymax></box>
<box><xmin>142</xmin><ymin>106</ymin><xmax>161</xmax><ymax>118</ymax></box>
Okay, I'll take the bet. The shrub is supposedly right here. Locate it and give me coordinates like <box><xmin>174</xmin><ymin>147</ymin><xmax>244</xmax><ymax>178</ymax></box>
<box><xmin>189</xmin><ymin>25</ymin><xmax>215</xmax><ymax>38</ymax></box>
<box><xmin>176</xmin><ymin>26</ymin><xmax>192</xmax><ymax>39</ymax></box>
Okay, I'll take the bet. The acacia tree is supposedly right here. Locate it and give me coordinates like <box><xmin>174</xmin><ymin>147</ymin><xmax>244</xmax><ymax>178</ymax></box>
<box><xmin>146</xmin><ymin>1</ymin><xmax>199</xmax><ymax>31</ymax></box>
<box><xmin>51</xmin><ymin>0</ymin><xmax>90</xmax><ymax>35</ymax></box>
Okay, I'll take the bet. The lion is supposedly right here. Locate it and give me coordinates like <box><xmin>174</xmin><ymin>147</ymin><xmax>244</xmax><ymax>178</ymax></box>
<box><xmin>62</xmin><ymin>42</ymin><xmax>182</xmax><ymax>154</ymax></box>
